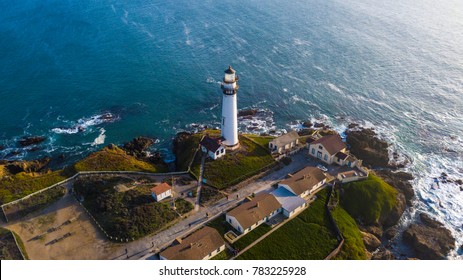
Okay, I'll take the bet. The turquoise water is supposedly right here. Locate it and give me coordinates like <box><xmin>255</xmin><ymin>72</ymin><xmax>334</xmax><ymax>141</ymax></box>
<box><xmin>1</xmin><ymin>0</ymin><xmax>462</xmax><ymax>257</ymax></box>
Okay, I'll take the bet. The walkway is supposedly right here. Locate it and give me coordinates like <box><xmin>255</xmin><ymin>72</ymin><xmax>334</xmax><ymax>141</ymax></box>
<box><xmin>194</xmin><ymin>153</ymin><xmax>206</xmax><ymax>211</ymax></box>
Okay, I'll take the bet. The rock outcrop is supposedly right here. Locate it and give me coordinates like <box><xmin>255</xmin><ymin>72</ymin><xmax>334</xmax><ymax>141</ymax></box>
<box><xmin>383</xmin><ymin>192</ymin><xmax>407</xmax><ymax>228</ymax></box>
<box><xmin>3</xmin><ymin>157</ymin><xmax>51</xmax><ymax>174</ymax></box>
<box><xmin>402</xmin><ymin>213</ymin><xmax>455</xmax><ymax>259</ymax></box>
<box><xmin>18</xmin><ymin>136</ymin><xmax>46</xmax><ymax>147</ymax></box>
<box><xmin>375</xmin><ymin>170</ymin><xmax>415</xmax><ymax>206</ymax></box>
<box><xmin>361</xmin><ymin>231</ymin><xmax>381</xmax><ymax>251</ymax></box>
<box><xmin>238</xmin><ymin>109</ymin><xmax>258</xmax><ymax>118</ymax></box>
<box><xmin>122</xmin><ymin>137</ymin><xmax>155</xmax><ymax>157</ymax></box>
<box><xmin>371</xmin><ymin>248</ymin><xmax>396</xmax><ymax>260</ymax></box>
<box><xmin>345</xmin><ymin>128</ymin><xmax>389</xmax><ymax>168</ymax></box>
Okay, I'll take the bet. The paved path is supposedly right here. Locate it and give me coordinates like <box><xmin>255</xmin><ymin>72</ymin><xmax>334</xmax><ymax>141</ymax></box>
<box><xmin>194</xmin><ymin>153</ymin><xmax>206</xmax><ymax>212</ymax></box>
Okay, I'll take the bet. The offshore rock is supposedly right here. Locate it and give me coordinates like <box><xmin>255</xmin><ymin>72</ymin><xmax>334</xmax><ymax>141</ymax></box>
<box><xmin>238</xmin><ymin>109</ymin><xmax>258</xmax><ymax>117</ymax></box>
<box><xmin>402</xmin><ymin>213</ymin><xmax>455</xmax><ymax>259</ymax></box>
<box><xmin>302</xmin><ymin>121</ymin><xmax>313</xmax><ymax>128</ymax></box>
<box><xmin>18</xmin><ymin>136</ymin><xmax>46</xmax><ymax>147</ymax></box>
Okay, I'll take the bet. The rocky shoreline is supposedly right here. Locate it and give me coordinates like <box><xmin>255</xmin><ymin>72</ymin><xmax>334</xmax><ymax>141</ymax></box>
<box><xmin>343</xmin><ymin>124</ymin><xmax>456</xmax><ymax>260</ymax></box>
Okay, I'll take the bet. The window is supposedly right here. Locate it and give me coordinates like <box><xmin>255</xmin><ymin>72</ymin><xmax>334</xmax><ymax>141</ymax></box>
<box><xmin>216</xmin><ymin>150</ymin><xmax>219</xmax><ymax>155</ymax></box>
<box><xmin>217</xmin><ymin>248</ymin><xmax>220</xmax><ymax>253</ymax></box>
<box><xmin>222</xmin><ymin>117</ymin><xmax>226</xmax><ymax>126</ymax></box>
<box><xmin>319</xmin><ymin>145</ymin><xmax>323</xmax><ymax>150</ymax></box>
<box><xmin>221</xmin><ymin>148</ymin><xmax>224</xmax><ymax>153</ymax></box>
<box><xmin>228</xmin><ymin>219</ymin><xmax>232</xmax><ymax>223</ymax></box>
<box><xmin>312</xmin><ymin>148</ymin><xmax>315</xmax><ymax>154</ymax></box>
<box><xmin>324</xmin><ymin>154</ymin><xmax>328</xmax><ymax>161</ymax></box>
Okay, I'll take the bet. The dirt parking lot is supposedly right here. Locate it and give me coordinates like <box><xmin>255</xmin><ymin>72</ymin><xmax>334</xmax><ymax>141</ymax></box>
<box><xmin>6</xmin><ymin>194</ymin><xmax>123</xmax><ymax>260</ymax></box>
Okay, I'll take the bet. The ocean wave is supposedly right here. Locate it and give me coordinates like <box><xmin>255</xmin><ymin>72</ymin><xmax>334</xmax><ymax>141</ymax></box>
<box><xmin>51</xmin><ymin>113</ymin><xmax>120</xmax><ymax>135</ymax></box>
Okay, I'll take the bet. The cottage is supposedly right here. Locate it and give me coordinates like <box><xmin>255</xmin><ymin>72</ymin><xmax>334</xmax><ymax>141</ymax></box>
<box><xmin>200</xmin><ymin>136</ymin><xmax>226</xmax><ymax>160</ymax></box>
<box><xmin>308</xmin><ymin>134</ymin><xmax>347</xmax><ymax>165</ymax></box>
<box><xmin>151</xmin><ymin>182</ymin><xmax>172</xmax><ymax>202</ymax></box>
<box><xmin>271</xmin><ymin>187</ymin><xmax>307</xmax><ymax>218</ymax></box>
<box><xmin>269</xmin><ymin>131</ymin><xmax>299</xmax><ymax>154</ymax></box>
<box><xmin>226</xmin><ymin>193</ymin><xmax>281</xmax><ymax>235</ymax></box>
<box><xmin>278</xmin><ymin>166</ymin><xmax>327</xmax><ymax>198</ymax></box>
<box><xmin>159</xmin><ymin>226</ymin><xmax>225</xmax><ymax>260</ymax></box>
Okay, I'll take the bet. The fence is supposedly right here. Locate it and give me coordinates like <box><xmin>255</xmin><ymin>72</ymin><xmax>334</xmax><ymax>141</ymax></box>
<box><xmin>1</xmin><ymin>169</ymin><xmax>191</xmax><ymax>223</ymax></box>
<box><xmin>10</xmin><ymin>230</ymin><xmax>26</xmax><ymax>260</ymax></box>
<box><xmin>324</xmin><ymin>183</ymin><xmax>345</xmax><ymax>260</ymax></box>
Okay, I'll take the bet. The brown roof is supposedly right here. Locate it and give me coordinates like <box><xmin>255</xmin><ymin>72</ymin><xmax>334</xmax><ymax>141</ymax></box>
<box><xmin>227</xmin><ymin>193</ymin><xmax>281</xmax><ymax>229</ymax></box>
<box><xmin>200</xmin><ymin>136</ymin><xmax>223</xmax><ymax>152</ymax></box>
<box><xmin>151</xmin><ymin>182</ymin><xmax>172</xmax><ymax>196</ymax></box>
<box><xmin>279</xmin><ymin>166</ymin><xmax>326</xmax><ymax>196</ymax></box>
<box><xmin>270</xmin><ymin>131</ymin><xmax>299</xmax><ymax>147</ymax></box>
<box><xmin>311</xmin><ymin>134</ymin><xmax>346</xmax><ymax>155</ymax></box>
<box><xmin>160</xmin><ymin>226</ymin><xmax>224</xmax><ymax>260</ymax></box>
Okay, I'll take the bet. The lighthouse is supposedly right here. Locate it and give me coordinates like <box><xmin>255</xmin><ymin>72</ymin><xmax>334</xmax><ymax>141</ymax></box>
<box><xmin>220</xmin><ymin>66</ymin><xmax>239</xmax><ymax>149</ymax></box>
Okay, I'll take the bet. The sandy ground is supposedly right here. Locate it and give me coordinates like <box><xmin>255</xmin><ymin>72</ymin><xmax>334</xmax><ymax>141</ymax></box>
<box><xmin>6</xmin><ymin>194</ymin><xmax>123</xmax><ymax>260</ymax></box>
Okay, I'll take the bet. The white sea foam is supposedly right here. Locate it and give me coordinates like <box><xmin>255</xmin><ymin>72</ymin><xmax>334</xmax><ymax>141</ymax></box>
<box><xmin>91</xmin><ymin>128</ymin><xmax>106</xmax><ymax>146</ymax></box>
<box><xmin>51</xmin><ymin>113</ymin><xmax>119</xmax><ymax>135</ymax></box>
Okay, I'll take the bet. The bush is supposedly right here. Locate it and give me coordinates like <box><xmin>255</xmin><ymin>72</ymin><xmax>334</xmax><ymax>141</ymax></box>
<box><xmin>281</xmin><ymin>157</ymin><xmax>292</xmax><ymax>165</ymax></box>
<box><xmin>74</xmin><ymin>178</ymin><xmax>193</xmax><ymax>240</ymax></box>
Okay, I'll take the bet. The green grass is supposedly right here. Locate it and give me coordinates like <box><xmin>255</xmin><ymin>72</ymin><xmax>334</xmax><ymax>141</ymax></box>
<box><xmin>207</xmin><ymin>214</ymin><xmax>236</xmax><ymax>236</ymax></box>
<box><xmin>331</xmin><ymin>207</ymin><xmax>367</xmax><ymax>260</ymax></box>
<box><xmin>232</xmin><ymin>224</ymin><xmax>272</xmax><ymax>250</ymax></box>
<box><xmin>0</xmin><ymin>170</ymin><xmax>67</xmax><ymax>204</ymax></box>
<box><xmin>237</xmin><ymin>189</ymin><xmax>338</xmax><ymax>260</ymax></box>
<box><xmin>193</xmin><ymin>136</ymin><xmax>275</xmax><ymax>189</ymax></box>
<box><xmin>74</xmin><ymin>146</ymin><xmax>166</xmax><ymax>173</ymax></box>
<box><xmin>244</xmin><ymin>134</ymin><xmax>275</xmax><ymax>148</ymax></box>
<box><xmin>74</xmin><ymin>177</ymin><xmax>193</xmax><ymax>240</ymax></box>
<box><xmin>340</xmin><ymin>174</ymin><xmax>398</xmax><ymax>225</ymax></box>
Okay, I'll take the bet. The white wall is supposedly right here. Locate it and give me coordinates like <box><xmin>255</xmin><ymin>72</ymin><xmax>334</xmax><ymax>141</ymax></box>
<box><xmin>221</xmin><ymin>94</ymin><xmax>238</xmax><ymax>147</ymax></box>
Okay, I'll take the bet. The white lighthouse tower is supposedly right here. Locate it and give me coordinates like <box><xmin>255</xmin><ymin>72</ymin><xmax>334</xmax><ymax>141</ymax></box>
<box><xmin>220</xmin><ymin>66</ymin><xmax>239</xmax><ymax>149</ymax></box>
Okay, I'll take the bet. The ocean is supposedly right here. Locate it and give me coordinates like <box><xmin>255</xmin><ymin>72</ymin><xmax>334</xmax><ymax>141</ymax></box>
<box><xmin>0</xmin><ymin>0</ymin><xmax>462</xmax><ymax>258</ymax></box>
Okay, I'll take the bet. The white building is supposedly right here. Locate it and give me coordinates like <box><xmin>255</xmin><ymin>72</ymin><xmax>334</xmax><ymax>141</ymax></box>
<box><xmin>278</xmin><ymin>166</ymin><xmax>327</xmax><ymax>198</ymax></box>
<box><xmin>268</xmin><ymin>131</ymin><xmax>299</xmax><ymax>154</ymax></box>
<box><xmin>308</xmin><ymin>134</ymin><xmax>347</xmax><ymax>165</ymax></box>
<box><xmin>151</xmin><ymin>182</ymin><xmax>172</xmax><ymax>202</ymax></box>
<box><xmin>271</xmin><ymin>186</ymin><xmax>307</xmax><ymax>218</ymax></box>
<box><xmin>226</xmin><ymin>193</ymin><xmax>281</xmax><ymax>235</ymax></box>
<box><xmin>220</xmin><ymin>66</ymin><xmax>239</xmax><ymax>149</ymax></box>
<box><xmin>200</xmin><ymin>136</ymin><xmax>226</xmax><ymax>160</ymax></box>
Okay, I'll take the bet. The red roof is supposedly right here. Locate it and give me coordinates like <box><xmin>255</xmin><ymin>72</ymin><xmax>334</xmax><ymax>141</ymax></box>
<box><xmin>311</xmin><ymin>134</ymin><xmax>346</xmax><ymax>155</ymax></box>
<box><xmin>151</xmin><ymin>182</ymin><xmax>172</xmax><ymax>195</ymax></box>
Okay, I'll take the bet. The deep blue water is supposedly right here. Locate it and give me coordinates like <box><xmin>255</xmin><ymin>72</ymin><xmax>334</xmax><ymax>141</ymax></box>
<box><xmin>1</xmin><ymin>0</ymin><xmax>462</xmax><ymax>257</ymax></box>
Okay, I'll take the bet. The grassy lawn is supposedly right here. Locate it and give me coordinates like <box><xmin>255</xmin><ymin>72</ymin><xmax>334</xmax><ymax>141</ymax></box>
<box><xmin>232</xmin><ymin>224</ymin><xmax>272</xmax><ymax>251</ymax></box>
<box><xmin>244</xmin><ymin>134</ymin><xmax>274</xmax><ymax>148</ymax></box>
<box><xmin>0</xmin><ymin>170</ymin><xmax>67</xmax><ymax>205</ymax></box>
<box><xmin>331</xmin><ymin>206</ymin><xmax>367</xmax><ymax>260</ymax></box>
<box><xmin>74</xmin><ymin>146</ymin><xmax>167</xmax><ymax>173</ymax></box>
<box><xmin>193</xmin><ymin>136</ymin><xmax>275</xmax><ymax>189</ymax></box>
<box><xmin>74</xmin><ymin>177</ymin><xmax>193</xmax><ymax>240</ymax></box>
<box><xmin>0</xmin><ymin>228</ymin><xmax>25</xmax><ymax>260</ymax></box>
<box><xmin>207</xmin><ymin>214</ymin><xmax>236</xmax><ymax>237</ymax></box>
<box><xmin>340</xmin><ymin>174</ymin><xmax>397</xmax><ymax>225</ymax></box>
<box><xmin>237</xmin><ymin>190</ymin><xmax>338</xmax><ymax>260</ymax></box>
